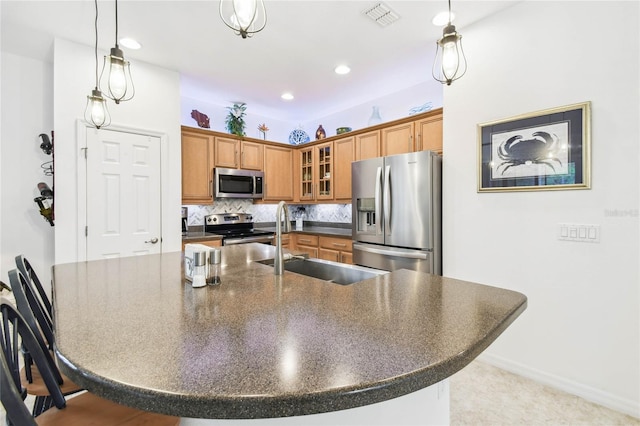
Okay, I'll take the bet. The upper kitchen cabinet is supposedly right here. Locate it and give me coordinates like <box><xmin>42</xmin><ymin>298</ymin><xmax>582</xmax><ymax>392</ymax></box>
<box><xmin>381</xmin><ymin>122</ymin><xmax>415</xmax><ymax>156</ymax></box>
<box><xmin>414</xmin><ymin>111</ymin><xmax>443</xmax><ymax>154</ymax></box>
<box><xmin>298</xmin><ymin>142</ymin><xmax>334</xmax><ymax>202</ymax></box>
<box><xmin>355</xmin><ymin>130</ymin><xmax>380</xmax><ymax>161</ymax></box>
<box><xmin>334</xmin><ymin>136</ymin><xmax>354</xmax><ymax>201</ymax></box>
<box><xmin>263</xmin><ymin>144</ymin><xmax>294</xmax><ymax>201</ymax></box>
<box><xmin>181</xmin><ymin>127</ymin><xmax>215</xmax><ymax>204</ymax></box>
<box><xmin>215</xmin><ymin>137</ymin><xmax>263</xmax><ymax>170</ymax></box>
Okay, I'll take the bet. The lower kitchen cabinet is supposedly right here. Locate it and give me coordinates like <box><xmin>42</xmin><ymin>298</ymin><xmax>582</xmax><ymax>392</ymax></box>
<box><xmin>318</xmin><ymin>236</ymin><xmax>353</xmax><ymax>264</ymax></box>
<box><xmin>292</xmin><ymin>233</ymin><xmax>319</xmax><ymax>258</ymax></box>
<box><xmin>291</xmin><ymin>233</ymin><xmax>352</xmax><ymax>264</ymax></box>
<box><xmin>272</xmin><ymin>234</ymin><xmax>290</xmax><ymax>249</ymax></box>
<box><xmin>181</xmin><ymin>239</ymin><xmax>222</xmax><ymax>251</ymax></box>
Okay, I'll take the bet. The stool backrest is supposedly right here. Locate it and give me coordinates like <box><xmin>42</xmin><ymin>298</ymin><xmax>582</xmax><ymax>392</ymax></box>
<box><xmin>0</xmin><ymin>298</ymin><xmax>66</xmax><ymax>424</ymax></box>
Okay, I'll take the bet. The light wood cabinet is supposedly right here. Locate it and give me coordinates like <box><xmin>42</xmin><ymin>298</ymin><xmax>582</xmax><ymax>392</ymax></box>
<box><xmin>292</xmin><ymin>233</ymin><xmax>319</xmax><ymax>258</ymax></box>
<box><xmin>355</xmin><ymin>130</ymin><xmax>380</xmax><ymax>161</ymax></box>
<box><xmin>414</xmin><ymin>111</ymin><xmax>443</xmax><ymax>154</ymax></box>
<box><xmin>263</xmin><ymin>145</ymin><xmax>294</xmax><ymax>201</ymax></box>
<box><xmin>318</xmin><ymin>236</ymin><xmax>353</xmax><ymax>264</ymax></box>
<box><xmin>181</xmin><ymin>128</ymin><xmax>215</xmax><ymax>204</ymax></box>
<box><xmin>272</xmin><ymin>234</ymin><xmax>290</xmax><ymax>249</ymax></box>
<box><xmin>290</xmin><ymin>233</ymin><xmax>352</xmax><ymax>264</ymax></box>
<box><xmin>333</xmin><ymin>136</ymin><xmax>354</xmax><ymax>201</ymax></box>
<box><xmin>381</xmin><ymin>121</ymin><xmax>415</xmax><ymax>156</ymax></box>
<box><xmin>215</xmin><ymin>137</ymin><xmax>263</xmax><ymax>170</ymax></box>
<box><xmin>298</xmin><ymin>142</ymin><xmax>333</xmax><ymax>202</ymax></box>
<box><xmin>181</xmin><ymin>238</ymin><xmax>222</xmax><ymax>251</ymax></box>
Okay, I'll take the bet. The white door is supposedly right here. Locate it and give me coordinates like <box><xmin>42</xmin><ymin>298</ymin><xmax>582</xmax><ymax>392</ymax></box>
<box><xmin>86</xmin><ymin>128</ymin><xmax>162</xmax><ymax>260</ymax></box>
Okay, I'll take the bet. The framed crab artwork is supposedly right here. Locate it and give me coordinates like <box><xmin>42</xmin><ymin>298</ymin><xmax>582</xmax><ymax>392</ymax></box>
<box><xmin>478</xmin><ymin>102</ymin><xmax>591</xmax><ymax>192</ymax></box>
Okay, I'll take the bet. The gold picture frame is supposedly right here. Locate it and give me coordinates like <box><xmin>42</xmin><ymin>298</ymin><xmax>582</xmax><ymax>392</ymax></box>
<box><xmin>477</xmin><ymin>102</ymin><xmax>591</xmax><ymax>192</ymax></box>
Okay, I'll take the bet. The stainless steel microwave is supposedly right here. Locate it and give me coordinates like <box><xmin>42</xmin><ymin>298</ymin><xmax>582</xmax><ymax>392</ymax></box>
<box><xmin>214</xmin><ymin>168</ymin><xmax>264</xmax><ymax>199</ymax></box>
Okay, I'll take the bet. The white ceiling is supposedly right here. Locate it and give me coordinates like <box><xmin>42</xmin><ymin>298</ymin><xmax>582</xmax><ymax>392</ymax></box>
<box><xmin>1</xmin><ymin>1</ymin><xmax>516</xmax><ymax>121</ymax></box>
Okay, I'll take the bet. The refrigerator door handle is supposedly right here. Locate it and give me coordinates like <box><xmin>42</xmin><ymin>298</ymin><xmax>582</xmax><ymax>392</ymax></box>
<box><xmin>353</xmin><ymin>243</ymin><xmax>429</xmax><ymax>260</ymax></box>
<box><xmin>375</xmin><ymin>166</ymin><xmax>382</xmax><ymax>236</ymax></box>
<box><xmin>383</xmin><ymin>165</ymin><xmax>391</xmax><ymax>236</ymax></box>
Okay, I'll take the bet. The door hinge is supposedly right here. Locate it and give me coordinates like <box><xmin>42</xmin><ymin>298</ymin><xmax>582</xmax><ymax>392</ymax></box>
<box><xmin>81</xmin><ymin>147</ymin><xmax>88</xmax><ymax>159</ymax></box>
<box><xmin>85</xmin><ymin>226</ymin><xmax>88</xmax><ymax>236</ymax></box>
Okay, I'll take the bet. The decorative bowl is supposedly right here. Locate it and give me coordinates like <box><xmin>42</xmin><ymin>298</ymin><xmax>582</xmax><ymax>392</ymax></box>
<box><xmin>336</xmin><ymin>127</ymin><xmax>352</xmax><ymax>135</ymax></box>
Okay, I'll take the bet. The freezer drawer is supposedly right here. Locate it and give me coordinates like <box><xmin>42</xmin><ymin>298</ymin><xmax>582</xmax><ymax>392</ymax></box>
<box><xmin>353</xmin><ymin>242</ymin><xmax>437</xmax><ymax>274</ymax></box>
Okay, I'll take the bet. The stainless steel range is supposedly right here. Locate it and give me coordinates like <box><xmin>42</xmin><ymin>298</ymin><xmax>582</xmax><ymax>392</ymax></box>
<box><xmin>204</xmin><ymin>213</ymin><xmax>274</xmax><ymax>246</ymax></box>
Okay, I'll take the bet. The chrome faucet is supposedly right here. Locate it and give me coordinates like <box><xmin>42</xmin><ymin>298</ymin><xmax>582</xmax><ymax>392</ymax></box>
<box><xmin>274</xmin><ymin>200</ymin><xmax>291</xmax><ymax>275</ymax></box>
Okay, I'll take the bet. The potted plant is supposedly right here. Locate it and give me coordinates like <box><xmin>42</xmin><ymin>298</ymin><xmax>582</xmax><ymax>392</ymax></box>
<box><xmin>226</xmin><ymin>103</ymin><xmax>247</xmax><ymax>136</ymax></box>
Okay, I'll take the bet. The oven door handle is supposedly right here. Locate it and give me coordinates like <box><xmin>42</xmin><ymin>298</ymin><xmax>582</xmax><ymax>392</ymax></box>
<box><xmin>224</xmin><ymin>235</ymin><xmax>275</xmax><ymax>245</ymax></box>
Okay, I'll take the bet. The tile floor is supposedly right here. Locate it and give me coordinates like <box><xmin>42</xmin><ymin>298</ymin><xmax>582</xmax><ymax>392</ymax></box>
<box><xmin>2</xmin><ymin>360</ymin><xmax>639</xmax><ymax>425</ymax></box>
<box><xmin>450</xmin><ymin>360</ymin><xmax>640</xmax><ymax>425</ymax></box>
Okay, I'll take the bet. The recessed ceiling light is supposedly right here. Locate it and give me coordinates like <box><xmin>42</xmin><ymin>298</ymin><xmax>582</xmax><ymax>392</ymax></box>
<box><xmin>432</xmin><ymin>11</ymin><xmax>455</xmax><ymax>26</ymax></box>
<box><xmin>119</xmin><ymin>37</ymin><xmax>141</xmax><ymax>50</ymax></box>
<box><xmin>334</xmin><ymin>65</ymin><xmax>351</xmax><ymax>75</ymax></box>
<box><xmin>281</xmin><ymin>93</ymin><xmax>294</xmax><ymax>101</ymax></box>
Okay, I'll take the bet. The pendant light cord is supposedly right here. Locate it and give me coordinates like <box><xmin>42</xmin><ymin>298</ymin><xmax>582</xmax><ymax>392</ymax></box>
<box><xmin>94</xmin><ymin>0</ymin><xmax>99</xmax><ymax>88</ymax></box>
<box><xmin>115</xmin><ymin>0</ymin><xmax>119</xmax><ymax>47</ymax></box>
<box><xmin>448</xmin><ymin>0</ymin><xmax>452</xmax><ymax>24</ymax></box>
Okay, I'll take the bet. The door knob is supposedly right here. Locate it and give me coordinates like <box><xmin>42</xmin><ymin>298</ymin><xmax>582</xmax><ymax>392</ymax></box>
<box><xmin>145</xmin><ymin>237</ymin><xmax>159</xmax><ymax>244</ymax></box>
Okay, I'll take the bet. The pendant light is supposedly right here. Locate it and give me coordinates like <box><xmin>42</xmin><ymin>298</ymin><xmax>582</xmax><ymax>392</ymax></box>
<box><xmin>100</xmin><ymin>0</ymin><xmax>134</xmax><ymax>103</ymax></box>
<box><xmin>219</xmin><ymin>0</ymin><xmax>267</xmax><ymax>39</ymax></box>
<box><xmin>432</xmin><ymin>0</ymin><xmax>467</xmax><ymax>86</ymax></box>
<box><xmin>85</xmin><ymin>0</ymin><xmax>110</xmax><ymax>129</ymax></box>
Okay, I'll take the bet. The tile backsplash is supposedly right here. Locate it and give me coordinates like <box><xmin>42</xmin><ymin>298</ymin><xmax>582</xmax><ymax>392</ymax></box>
<box><xmin>183</xmin><ymin>200</ymin><xmax>352</xmax><ymax>226</ymax></box>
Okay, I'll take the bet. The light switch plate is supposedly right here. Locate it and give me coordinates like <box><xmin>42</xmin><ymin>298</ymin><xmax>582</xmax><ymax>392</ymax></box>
<box><xmin>558</xmin><ymin>223</ymin><xmax>600</xmax><ymax>243</ymax></box>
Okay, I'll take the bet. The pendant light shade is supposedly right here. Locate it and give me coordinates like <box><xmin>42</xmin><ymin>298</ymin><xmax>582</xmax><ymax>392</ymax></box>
<box><xmin>100</xmin><ymin>0</ymin><xmax>134</xmax><ymax>103</ymax></box>
<box><xmin>432</xmin><ymin>0</ymin><xmax>467</xmax><ymax>86</ymax></box>
<box><xmin>85</xmin><ymin>0</ymin><xmax>111</xmax><ymax>129</ymax></box>
<box><xmin>219</xmin><ymin>0</ymin><xmax>267</xmax><ymax>39</ymax></box>
<box><xmin>85</xmin><ymin>89</ymin><xmax>111</xmax><ymax>129</ymax></box>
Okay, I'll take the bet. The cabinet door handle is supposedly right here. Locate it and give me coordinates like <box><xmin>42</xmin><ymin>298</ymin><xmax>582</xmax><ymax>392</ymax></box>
<box><xmin>299</xmin><ymin>239</ymin><xmax>312</xmax><ymax>243</ymax></box>
<box><xmin>209</xmin><ymin>180</ymin><xmax>213</xmax><ymax>197</ymax></box>
<box><xmin>332</xmin><ymin>243</ymin><xmax>347</xmax><ymax>247</ymax></box>
<box><xmin>409</xmin><ymin>135</ymin><xmax>413</xmax><ymax>151</ymax></box>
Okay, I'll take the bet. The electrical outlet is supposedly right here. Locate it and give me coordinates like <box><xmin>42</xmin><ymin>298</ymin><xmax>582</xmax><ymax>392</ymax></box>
<box><xmin>558</xmin><ymin>223</ymin><xmax>600</xmax><ymax>243</ymax></box>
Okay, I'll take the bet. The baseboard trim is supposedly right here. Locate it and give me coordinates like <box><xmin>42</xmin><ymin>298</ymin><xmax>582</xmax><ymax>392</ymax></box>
<box><xmin>477</xmin><ymin>353</ymin><xmax>640</xmax><ymax>419</ymax></box>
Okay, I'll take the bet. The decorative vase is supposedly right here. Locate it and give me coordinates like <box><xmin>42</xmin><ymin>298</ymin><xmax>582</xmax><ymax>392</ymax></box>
<box><xmin>315</xmin><ymin>125</ymin><xmax>326</xmax><ymax>140</ymax></box>
<box><xmin>368</xmin><ymin>106</ymin><xmax>382</xmax><ymax>126</ymax></box>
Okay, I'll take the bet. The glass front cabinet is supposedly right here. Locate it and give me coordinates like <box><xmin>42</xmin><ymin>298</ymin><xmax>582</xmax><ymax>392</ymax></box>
<box><xmin>299</xmin><ymin>142</ymin><xmax>333</xmax><ymax>201</ymax></box>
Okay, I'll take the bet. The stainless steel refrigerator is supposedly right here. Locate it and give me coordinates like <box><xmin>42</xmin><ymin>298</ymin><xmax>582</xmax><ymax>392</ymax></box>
<box><xmin>352</xmin><ymin>150</ymin><xmax>442</xmax><ymax>275</ymax></box>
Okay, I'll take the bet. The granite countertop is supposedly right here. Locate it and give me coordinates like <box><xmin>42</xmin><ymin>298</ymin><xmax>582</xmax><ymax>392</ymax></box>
<box><xmin>181</xmin><ymin>222</ymin><xmax>352</xmax><ymax>243</ymax></box>
<box><xmin>52</xmin><ymin>244</ymin><xmax>526</xmax><ymax>419</ymax></box>
<box><xmin>255</xmin><ymin>222</ymin><xmax>352</xmax><ymax>238</ymax></box>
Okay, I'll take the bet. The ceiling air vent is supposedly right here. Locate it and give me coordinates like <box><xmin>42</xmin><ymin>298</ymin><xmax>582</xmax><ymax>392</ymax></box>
<box><xmin>363</xmin><ymin>2</ymin><xmax>400</xmax><ymax>27</ymax></box>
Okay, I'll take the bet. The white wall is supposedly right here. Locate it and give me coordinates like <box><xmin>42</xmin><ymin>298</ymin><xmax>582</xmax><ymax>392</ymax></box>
<box><xmin>180</xmin><ymin>94</ymin><xmax>293</xmax><ymax>142</ymax></box>
<box><xmin>0</xmin><ymin>52</ymin><xmax>55</xmax><ymax>295</ymax></box>
<box><xmin>53</xmin><ymin>38</ymin><xmax>182</xmax><ymax>264</ymax></box>
<box><xmin>443</xmin><ymin>1</ymin><xmax>639</xmax><ymax>417</ymax></box>
<box><xmin>301</xmin><ymin>80</ymin><xmax>443</xmax><ymax>140</ymax></box>
<box><xmin>181</xmin><ymin>80</ymin><xmax>443</xmax><ymax>143</ymax></box>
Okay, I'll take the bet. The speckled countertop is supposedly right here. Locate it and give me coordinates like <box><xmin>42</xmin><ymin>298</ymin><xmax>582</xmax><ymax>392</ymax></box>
<box><xmin>255</xmin><ymin>225</ymin><xmax>352</xmax><ymax>238</ymax></box>
<box><xmin>52</xmin><ymin>244</ymin><xmax>526</xmax><ymax>419</ymax></box>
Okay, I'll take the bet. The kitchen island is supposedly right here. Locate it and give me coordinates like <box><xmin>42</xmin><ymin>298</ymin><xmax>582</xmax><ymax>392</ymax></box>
<box><xmin>52</xmin><ymin>244</ymin><xmax>526</xmax><ymax>423</ymax></box>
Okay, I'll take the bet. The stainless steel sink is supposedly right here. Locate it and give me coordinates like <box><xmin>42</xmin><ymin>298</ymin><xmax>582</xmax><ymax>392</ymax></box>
<box><xmin>257</xmin><ymin>257</ymin><xmax>388</xmax><ymax>285</ymax></box>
